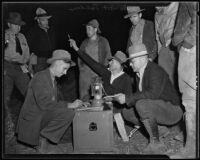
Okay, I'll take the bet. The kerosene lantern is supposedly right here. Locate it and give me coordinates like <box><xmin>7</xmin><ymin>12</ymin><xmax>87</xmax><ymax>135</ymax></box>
<box><xmin>91</xmin><ymin>77</ymin><xmax>104</xmax><ymax>108</ymax></box>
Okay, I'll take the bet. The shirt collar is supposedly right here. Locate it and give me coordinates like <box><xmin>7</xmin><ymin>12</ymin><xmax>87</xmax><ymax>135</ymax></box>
<box><xmin>110</xmin><ymin>70</ymin><xmax>124</xmax><ymax>84</ymax></box>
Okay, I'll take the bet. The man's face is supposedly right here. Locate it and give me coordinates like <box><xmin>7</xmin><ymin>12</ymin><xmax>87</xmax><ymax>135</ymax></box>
<box><xmin>38</xmin><ymin>18</ymin><xmax>49</xmax><ymax>29</ymax></box>
<box><xmin>109</xmin><ymin>59</ymin><xmax>121</xmax><ymax>71</ymax></box>
<box><xmin>129</xmin><ymin>56</ymin><xmax>145</xmax><ymax>72</ymax></box>
<box><xmin>54</xmin><ymin>60</ymin><xmax>70</xmax><ymax>77</ymax></box>
<box><xmin>86</xmin><ymin>25</ymin><xmax>97</xmax><ymax>38</ymax></box>
<box><xmin>129</xmin><ymin>13</ymin><xmax>142</xmax><ymax>26</ymax></box>
<box><xmin>8</xmin><ymin>23</ymin><xmax>21</xmax><ymax>34</ymax></box>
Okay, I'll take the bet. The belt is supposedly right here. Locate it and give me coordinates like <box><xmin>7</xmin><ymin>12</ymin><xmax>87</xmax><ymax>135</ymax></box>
<box><xmin>4</xmin><ymin>60</ymin><xmax>23</xmax><ymax>66</ymax></box>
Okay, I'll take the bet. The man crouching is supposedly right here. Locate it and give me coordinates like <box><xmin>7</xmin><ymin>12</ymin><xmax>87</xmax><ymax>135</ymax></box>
<box><xmin>16</xmin><ymin>49</ymin><xmax>82</xmax><ymax>154</ymax></box>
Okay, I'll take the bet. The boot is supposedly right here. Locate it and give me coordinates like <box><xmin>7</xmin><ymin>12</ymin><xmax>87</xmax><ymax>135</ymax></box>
<box><xmin>36</xmin><ymin>136</ymin><xmax>49</xmax><ymax>154</ymax></box>
<box><xmin>142</xmin><ymin>119</ymin><xmax>165</xmax><ymax>154</ymax></box>
<box><xmin>170</xmin><ymin>112</ymin><xmax>196</xmax><ymax>158</ymax></box>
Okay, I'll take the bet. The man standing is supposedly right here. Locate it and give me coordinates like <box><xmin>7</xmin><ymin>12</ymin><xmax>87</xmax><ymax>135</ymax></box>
<box><xmin>16</xmin><ymin>50</ymin><xmax>82</xmax><ymax>154</ymax></box>
<box><xmin>170</xmin><ymin>2</ymin><xmax>197</xmax><ymax>158</ymax></box>
<box><xmin>114</xmin><ymin>43</ymin><xmax>183</xmax><ymax>154</ymax></box>
<box><xmin>155</xmin><ymin>2</ymin><xmax>179</xmax><ymax>85</ymax></box>
<box><xmin>26</xmin><ymin>7</ymin><xmax>56</xmax><ymax>74</ymax></box>
<box><xmin>78</xmin><ymin>19</ymin><xmax>112</xmax><ymax>101</ymax></box>
<box><xmin>124</xmin><ymin>6</ymin><xmax>157</xmax><ymax>61</ymax></box>
<box><xmin>4</xmin><ymin>12</ymin><xmax>31</xmax><ymax>142</ymax></box>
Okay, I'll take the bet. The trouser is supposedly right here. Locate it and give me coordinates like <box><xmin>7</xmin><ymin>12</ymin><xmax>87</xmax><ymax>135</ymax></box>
<box><xmin>122</xmin><ymin>99</ymin><xmax>183</xmax><ymax>126</ymax></box>
<box><xmin>178</xmin><ymin>46</ymin><xmax>196</xmax><ymax>152</ymax></box>
<box><xmin>158</xmin><ymin>45</ymin><xmax>176</xmax><ymax>85</ymax></box>
<box><xmin>33</xmin><ymin>57</ymin><xmax>49</xmax><ymax>74</ymax></box>
<box><xmin>4</xmin><ymin>61</ymin><xmax>30</xmax><ymax>107</ymax></box>
<box><xmin>40</xmin><ymin>108</ymin><xmax>75</xmax><ymax>144</ymax></box>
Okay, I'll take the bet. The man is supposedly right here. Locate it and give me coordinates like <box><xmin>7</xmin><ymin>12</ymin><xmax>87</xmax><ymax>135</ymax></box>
<box><xmin>16</xmin><ymin>50</ymin><xmax>82</xmax><ymax>154</ymax></box>
<box><xmin>170</xmin><ymin>2</ymin><xmax>197</xmax><ymax>158</ymax></box>
<box><xmin>69</xmin><ymin>39</ymin><xmax>133</xmax><ymax>113</ymax></box>
<box><xmin>78</xmin><ymin>19</ymin><xmax>112</xmax><ymax>101</ymax></box>
<box><xmin>155</xmin><ymin>2</ymin><xmax>179</xmax><ymax>85</ymax></box>
<box><xmin>4</xmin><ymin>12</ymin><xmax>31</xmax><ymax>142</ymax></box>
<box><xmin>26</xmin><ymin>7</ymin><xmax>56</xmax><ymax>74</ymax></box>
<box><xmin>124</xmin><ymin>6</ymin><xmax>157</xmax><ymax>61</ymax></box>
<box><xmin>114</xmin><ymin>43</ymin><xmax>183</xmax><ymax>154</ymax></box>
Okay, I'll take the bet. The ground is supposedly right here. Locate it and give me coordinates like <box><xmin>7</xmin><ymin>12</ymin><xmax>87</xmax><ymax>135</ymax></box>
<box><xmin>4</xmin><ymin>92</ymin><xmax>185</xmax><ymax>158</ymax></box>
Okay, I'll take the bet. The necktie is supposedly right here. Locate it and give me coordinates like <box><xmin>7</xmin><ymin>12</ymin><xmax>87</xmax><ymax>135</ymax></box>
<box><xmin>15</xmin><ymin>35</ymin><xmax>22</xmax><ymax>55</ymax></box>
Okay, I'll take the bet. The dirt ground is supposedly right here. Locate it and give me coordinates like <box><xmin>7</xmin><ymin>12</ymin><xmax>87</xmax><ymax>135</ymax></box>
<box><xmin>3</xmin><ymin>93</ymin><xmax>185</xmax><ymax>158</ymax></box>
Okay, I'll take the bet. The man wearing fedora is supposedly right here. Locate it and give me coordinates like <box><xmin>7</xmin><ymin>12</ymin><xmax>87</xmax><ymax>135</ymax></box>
<box><xmin>77</xmin><ymin>19</ymin><xmax>112</xmax><ymax>101</ymax></box>
<box><xmin>124</xmin><ymin>6</ymin><xmax>157</xmax><ymax>62</ymax></box>
<box><xmin>26</xmin><ymin>7</ymin><xmax>56</xmax><ymax>74</ymax></box>
<box><xmin>114</xmin><ymin>43</ymin><xmax>183</xmax><ymax>154</ymax></box>
<box><xmin>16</xmin><ymin>49</ymin><xmax>83</xmax><ymax>154</ymax></box>
<box><xmin>4</xmin><ymin>12</ymin><xmax>31</xmax><ymax>143</ymax></box>
<box><xmin>69</xmin><ymin>38</ymin><xmax>133</xmax><ymax>113</ymax></box>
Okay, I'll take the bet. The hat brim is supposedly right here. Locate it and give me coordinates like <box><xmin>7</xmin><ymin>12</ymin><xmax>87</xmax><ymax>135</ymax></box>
<box><xmin>127</xmin><ymin>51</ymin><xmax>148</xmax><ymax>60</ymax></box>
<box><xmin>7</xmin><ymin>19</ymin><xmax>26</xmax><ymax>26</ymax></box>
<box><xmin>47</xmin><ymin>57</ymin><xmax>76</xmax><ymax>66</ymax></box>
<box><xmin>124</xmin><ymin>9</ymin><xmax>145</xmax><ymax>19</ymax></box>
<box><xmin>34</xmin><ymin>15</ymin><xmax>52</xmax><ymax>20</ymax></box>
<box><xmin>108</xmin><ymin>57</ymin><xmax>125</xmax><ymax>64</ymax></box>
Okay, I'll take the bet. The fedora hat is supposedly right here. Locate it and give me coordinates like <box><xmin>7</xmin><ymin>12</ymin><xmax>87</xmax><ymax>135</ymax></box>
<box><xmin>34</xmin><ymin>8</ymin><xmax>52</xmax><ymax>20</ymax></box>
<box><xmin>124</xmin><ymin>6</ymin><xmax>145</xmax><ymax>19</ymax></box>
<box><xmin>47</xmin><ymin>49</ymin><xmax>76</xmax><ymax>66</ymax></box>
<box><xmin>108</xmin><ymin>51</ymin><xmax>127</xmax><ymax>64</ymax></box>
<box><xmin>6</xmin><ymin>12</ymin><xmax>25</xmax><ymax>26</ymax></box>
<box><xmin>127</xmin><ymin>43</ymin><xmax>148</xmax><ymax>60</ymax></box>
<box><xmin>85</xmin><ymin>19</ymin><xmax>101</xmax><ymax>33</ymax></box>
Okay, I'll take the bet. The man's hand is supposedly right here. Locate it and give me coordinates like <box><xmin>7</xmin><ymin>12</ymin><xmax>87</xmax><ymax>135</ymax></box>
<box><xmin>69</xmin><ymin>39</ymin><xmax>79</xmax><ymax>51</ymax></box>
<box><xmin>113</xmin><ymin>93</ymin><xmax>126</xmax><ymax>104</ymax></box>
<box><xmin>68</xmin><ymin>99</ymin><xmax>83</xmax><ymax>109</ymax></box>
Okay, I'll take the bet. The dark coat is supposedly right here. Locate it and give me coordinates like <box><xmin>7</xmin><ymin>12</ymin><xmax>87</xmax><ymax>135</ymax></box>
<box><xmin>77</xmin><ymin>50</ymin><xmax>133</xmax><ymax>96</ymax></box>
<box><xmin>126</xmin><ymin>61</ymin><xmax>181</xmax><ymax>107</ymax></box>
<box><xmin>16</xmin><ymin>68</ymin><xmax>68</xmax><ymax>146</ymax></box>
<box><xmin>25</xmin><ymin>25</ymin><xmax>56</xmax><ymax>58</ymax></box>
<box><xmin>127</xmin><ymin>20</ymin><xmax>158</xmax><ymax>61</ymax></box>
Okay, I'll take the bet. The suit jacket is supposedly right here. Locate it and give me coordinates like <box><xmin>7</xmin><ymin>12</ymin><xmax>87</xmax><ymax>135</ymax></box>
<box><xmin>126</xmin><ymin>61</ymin><xmax>180</xmax><ymax>107</ymax></box>
<box><xmin>16</xmin><ymin>68</ymin><xmax>68</xmax><ymax>146</ymax></box>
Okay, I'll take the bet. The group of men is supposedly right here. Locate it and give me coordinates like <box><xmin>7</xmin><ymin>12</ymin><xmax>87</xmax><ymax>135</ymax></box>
<box><xmin>4</xmin><ymin>2</ymin><xmax>197</xmax><ymax>158</ymax></box>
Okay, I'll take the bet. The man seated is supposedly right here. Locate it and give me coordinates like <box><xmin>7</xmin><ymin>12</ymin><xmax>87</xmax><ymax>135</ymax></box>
<box><xmin>114</xmin><ymin>43</ymin><xmax>183</xmax><ymax>154</ymax></box>
<box><xmin>16</xmin><ymin>49</ymin><xmax>82</xmax><ymax>154</ymax></box>
<box><xmin>69</xmin><ymin>39</ymin><xmax>133</xmax><ymax>113</ymax></box>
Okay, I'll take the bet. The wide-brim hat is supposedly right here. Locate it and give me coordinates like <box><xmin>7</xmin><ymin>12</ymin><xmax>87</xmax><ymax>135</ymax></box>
<box><xmin>34</xmin><ymin>7</ymin><xmax>52</xmax><ymax>20</ymax></box>
<box><xmin>124</xmin><ymin>6</ymin><xmax>145</xmax><ymax>19</ymax></box>
<box><xmin>6</xmin><ymin>12</ymin><xmax>25</xmax><ymax>26</ymax></box>
<box><xmin>108</xmin><ymin>51</ymin><xmax>127</xmax><ymax>64</ymax></box>
<box><xmin>84</xmin><ymin>19</ymin><xmax>101</xmax><ymax>33</ymax></box>
<box><xmin>47</xmin><ymin>49</ymin><xmax>76</xmax><ymax>66</ymax></box>
<box><xmin>127</xmin><ymin>43</ymin><xmax>148</xmax><ymax>60</ymax></box>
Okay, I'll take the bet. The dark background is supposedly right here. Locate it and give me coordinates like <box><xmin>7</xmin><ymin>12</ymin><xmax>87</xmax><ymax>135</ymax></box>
<box><xmin>2</xmin><ymin>2</ymin><xmax>169</xmax><ymax>101</ymax></box>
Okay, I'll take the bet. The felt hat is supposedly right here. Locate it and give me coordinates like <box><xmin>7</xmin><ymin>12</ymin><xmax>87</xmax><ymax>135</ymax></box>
<box><xmin>127</xmin><ymin>43</ymin><xmax>148</xmax><ymax>60</ymax></box>
<box><xmin>34</xmin><ymin>8</ymin><xmax>52</xmax><ymax>20</ymax></box>
<box><xmin>108</xmin><ymin>51</ymin><xmax>127</xmax><ymax>64</ymax></box>
<box><xmin>124</xmin><ymin>6</ymin><xmax>145</xmax><ymax>19</ymax></box>
<box><xmin>47</xmin><ymin>49</ymin><xmax>75</xmax><ymax>66</ymax></box>
<box><xmin>6</xmin><ymin>12</ymin><xmax>25</xmax><ymax>26</ymax></box>
<box><xmin>85</xmin><ymin>19</ymin><xmax>101</xmax><ymax>33</ymax></box>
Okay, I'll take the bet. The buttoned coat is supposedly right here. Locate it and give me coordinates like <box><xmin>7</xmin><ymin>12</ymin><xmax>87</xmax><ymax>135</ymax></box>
<box><xmin>16</xmin><ymin>68</ymin><xmax>68</xmax><ymax>146</ymax></box>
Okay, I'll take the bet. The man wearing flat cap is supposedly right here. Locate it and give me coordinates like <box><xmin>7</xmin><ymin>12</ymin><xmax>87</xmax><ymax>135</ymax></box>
<box><xmin>78</xmin><ymin>19</ymin><xmax>112</xmax><ymax>101</ymax></box>
<box><xmin>16</xmin><ymin>49</ymin><xmax>82</xmax><ymax>154</ymax></box>
<box><xmin>124</xmin><ymin>6</ymin><xmax>157</xmax><ymax>62</ymax></box>
<box><xmin>26</xmin><ymin>7</ymin><xmax>56</xmax><ymax>74</ymax></box>
<box><xmin>4</xmin><ymin>12</ymin><xmax>31</xmax><ymax>143</ymax></box>
<box><xmin>114</xmin><ymin>43</ymin><xmax>183</xmax><ymax>154</ymax></box>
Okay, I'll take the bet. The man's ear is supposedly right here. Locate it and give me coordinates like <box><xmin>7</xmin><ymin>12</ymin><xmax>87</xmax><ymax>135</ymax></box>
<box><xmin>139</xmin><ymin>13</ymin><xmax>142</xmax><ymax>18</ymax></box>
<box><xmin>7</xmin><ymin>22</ymin><xmax>11</xmax><ymax>27</ymax></box>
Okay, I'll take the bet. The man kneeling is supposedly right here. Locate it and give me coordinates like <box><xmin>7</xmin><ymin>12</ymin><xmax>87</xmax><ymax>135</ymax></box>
<box><xmin>16</xmin><ymin>49</ymin><xmax>82</xmax><ymax>154</ymax></box>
